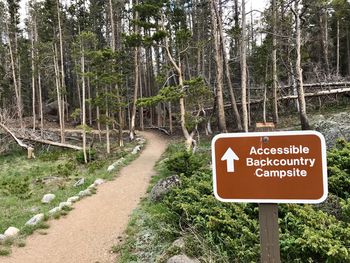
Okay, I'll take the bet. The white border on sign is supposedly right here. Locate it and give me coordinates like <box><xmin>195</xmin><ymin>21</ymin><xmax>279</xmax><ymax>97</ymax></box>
<box><xmin>211</xmin><ymin>130</ymin><xmax>328</xmax><ymax>204</ymax></box>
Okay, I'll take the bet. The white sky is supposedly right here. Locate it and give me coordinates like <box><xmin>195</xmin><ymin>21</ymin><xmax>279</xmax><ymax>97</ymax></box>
<box><xmin>19</xmin><ymin>0</ymin><xmax>269</xmax><ymax>29</ymax></box>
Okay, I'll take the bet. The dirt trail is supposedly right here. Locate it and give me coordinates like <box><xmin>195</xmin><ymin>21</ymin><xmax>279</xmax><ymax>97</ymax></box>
<box><xmin>3</xmin><ymin>131</ymin><xmax>168</xmax><ymax>263</ymax></box>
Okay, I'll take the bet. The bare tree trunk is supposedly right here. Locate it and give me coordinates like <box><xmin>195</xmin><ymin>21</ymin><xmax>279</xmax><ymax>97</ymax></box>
<box><xmin>6</xmin><ymin>22</ymin><xmax>23</xmax><ymax>128</ymax></box>
<box><xmin>87</xmin><ymin>75</ymin><xmax>92</xmax><ymax>126</ymax></box>
<box><xmin>320</xmin><ymin>10</ymin><xmax>329</xmax><ymax>76</ymax></box>
<box><xmin>130</xmin><ymin>0</ymin><xmax>140</xmax><ymax>140</ymax></box>
<box><xmin>38</xmin><ymin>71</ymin><xmax>44</xmax><ymax>136</ymax></box>
<box><xmin>109</xmin><ymin>0</ymin><xmax>123</xmax><ymax>147</ymax></box>
<box><xmin>272</xmin><ymin>0</ymin><xmax>279</xmax><ymax>124</ymax></box>
<box><xmin>241</xmin><ymin>0</ymin><xmax>248</xmax><ymax>132</ymax></box>
<box><xmin>54</xmin><ymin>43</ymin><xmax>65</xmax><ymax>142</ymax></box>
<box><xmin>336</xmin><ymin>19</ymin><xmax>340</xmax><ymax>78</ymax></box>
<box><xmin>168</xmin><ymin>101</ymin><xmax>173</xmax><ymax>134</ymax></box>
<box><xmin>216</xmin><ymin>0</ymin><xmax>242</xmax><ymax>130</ymax></box>
<box><xmin>210</xmin><ymin>0</ymin><xmax>227</xmax><ymax>133</ymax></box>
<box><xmin>57</xmin><ymin>0</ymin><xmax>65</xmax><ymax>142</ymax></box>
<box><xmin>81</xmin><ymin>43</ymin><xmax>87</xmax><ymax>164</ymax></box>
<box><xmin>293</xmin><ymin>1</ymin><xmax>310</xmax><ymax>130</ymax></box>
<box><xmin>31</xmin><ymin>17</ymin><xmax>36</xmax><ymax>131</ymax></box>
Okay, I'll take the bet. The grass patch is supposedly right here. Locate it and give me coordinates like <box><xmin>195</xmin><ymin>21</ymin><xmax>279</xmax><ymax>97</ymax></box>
<box><xmin>0</xmin><ymin>134</ymin><xmax>146</xmax><ymax>255</ymax></box>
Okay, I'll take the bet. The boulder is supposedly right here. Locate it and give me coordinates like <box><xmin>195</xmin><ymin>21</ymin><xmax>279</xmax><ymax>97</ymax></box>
<box><xmin>48</xmin><ymin>207</ymin><xmax>61</xmax><ymax>215</ymax></box>
<box><xmin>78</xmin><ymin>189</ymin><xmax>91</xmax><ymax>197</ymax></box>
<box><xmin>67</xmin><ymin>196</ymin><xmax>80</xmax><ymax>203</ymax></box>
<box><xmin>167</xmin><ymin>255</ymin><xmax>199</xmax><ymax>263</ymax></box>
<box><xmin>94</xmin><ymin>178</ymin><xmax>105</xmax><ymax>186</ymax></box>
<box><xmin>150</xmin><ymin>175</ymin><xmax>181</xmax><ymax>202</ymax></box>
<box><xmin>25</xmin><ymin>213</ymin><xmax>44</xmax><ymax>226</ymax></box>
<box><xmin>131</xmin><ymin>145</ymin><xmax>141</xmax><ymax>155</ymax></box>
<box><xmin>4</xmin><ymin>227</ymin><xmax>19</xmax><ymax>237</ymax></box>
<box><xmin>74</xmin><ymin>178</ymin><xmax>85</xmax><ymax>187</ymax></box>
<box><xmin>88</xmin><ymin>184</ymin><xmax>96</xmax><ymax>190</ymax></box>
<box><xmin>59</xmin><ymin>201</ymin><xmax>72</xmax><ymax>209</ymax></box>
<box><xmin>41</xmin><ymin>193</ymin><xmax>56</xmax><ymax>204</ymax></box>
<box><xmin>107</xmin><ymin>164</ymin><xmax>116</xmax><ymax>172</ymax></box>
<box><xmin>314</xmin><ymin>112</ymin><xmax>350</xmax><ymax>148</ymax></box>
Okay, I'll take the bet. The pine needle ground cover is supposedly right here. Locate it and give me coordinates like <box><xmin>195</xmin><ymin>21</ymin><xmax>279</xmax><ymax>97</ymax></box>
<box><xmin>117</xmin><ymin>139</ymin><xmax>350</xmax><ymax>262</ymax></box>
<box><xmin>0</xmin><ymin>139</ymin><xmax>142</xmax><ymax>254</ymax></box>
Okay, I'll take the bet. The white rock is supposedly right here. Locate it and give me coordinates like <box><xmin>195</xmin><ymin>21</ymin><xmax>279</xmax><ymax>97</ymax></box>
<box><xmin>167</xmin><ymin>255</ymin><xmax>199</xmax><ymax>263</ymax></box>
<box><xmin>94</xmin><ymin>178</ymin><xmax>105</xmax><ymax>186</ymax></box>
<box><xmin>48</xmin><ymin>207</ymin><xmax>61</xmax><ymax>215</ymax></box>
<box><xmin>67</xmin><ymin>196</ymin><xmax>79</xmax><ymax>203</ymax></box>
<box><xmin>41</xmin><ymin>194</ymin><xmax>56</xmax><ymax>204</ymax></box>
<box><xmin>74</xmin><ymin>178</ymin><xmax>85</xmax><ymax>187</ymax></box>
<box><xmin>25</xmin><ymin>213</ymin><xmax>44</xmax><ymax>226</ymax></box>
<box><xmin>88</xmin><ymin>184</ymin><xmax>96</xmax><ymax>189</ymax></box>
<box><xmin>107</xmin><ymin>164</ymin><xmax>116</xmax><ymax>172</ymax></box>
<box><xmin>0</xmin><ymin>234</ymin><xmax>6</xmax><ymax>241</ymax></box>
<box><xmin>78</xmin><ymin>189</ymin><xmax>91</xmax><ymax>197</ymax></box>
<box><xmin>4</xmin><ymin>227</ymin><xmax>19</xmax><ymax>237</ymax></box>
<box><xmin>59</xmin><ymin>201</ymin><xmax>72</xmax><ymax>209</ymax></box>
<box><xmin>131</xmin><ymin>145</ymin><xmax>141</xmax><ymax>155</ymax></box>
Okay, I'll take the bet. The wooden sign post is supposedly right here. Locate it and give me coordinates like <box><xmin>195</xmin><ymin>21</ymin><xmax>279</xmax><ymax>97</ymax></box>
<box><xmin>211</xmin><ymin>125</ymin><xmax>328</xmax><ymax>262</ymax></box>
<box><xmin>256</xmin><ymin>123</ymin><xmax>280</xmax><ymax>263</ymax></box>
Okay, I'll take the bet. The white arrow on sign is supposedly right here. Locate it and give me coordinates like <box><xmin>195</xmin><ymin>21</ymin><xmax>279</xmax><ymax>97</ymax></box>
<box><xmin>221</xmin><ymin>147</ymin><xmax>240</xmax><ymax>173</ymax></box>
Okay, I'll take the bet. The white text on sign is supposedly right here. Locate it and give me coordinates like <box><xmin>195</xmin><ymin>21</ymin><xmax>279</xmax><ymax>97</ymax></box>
<box><xmin>247</xmin><ymin>145</ymin><xmax>315</xmax><ymax>179</ymax></box>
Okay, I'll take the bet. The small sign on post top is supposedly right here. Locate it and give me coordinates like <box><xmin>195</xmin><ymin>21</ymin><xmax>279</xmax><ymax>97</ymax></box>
<box><xmin>211</xmin><ymin>131</ymin><xmax>328</xmax><ymax>204</ymax></box>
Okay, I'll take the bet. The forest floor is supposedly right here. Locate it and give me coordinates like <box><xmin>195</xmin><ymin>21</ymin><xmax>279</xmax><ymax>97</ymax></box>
<box><xmin>1</xmin><ymin>131</ymin><xmax>168</xmax><ymax>263</ymax></box>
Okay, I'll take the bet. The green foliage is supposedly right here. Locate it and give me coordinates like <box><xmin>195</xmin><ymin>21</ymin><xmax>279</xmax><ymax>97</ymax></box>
<box><xmin>0</xmin><ymin>174</ymin><xmax>31</xmax><ymax>199</ymax></box>
<box><xmin>165</xmin><ymin>150</ymin><xmax>206</xmax><ymax>177</ymax></box>
<box><xmin>75</xmin><ymin>148</ymin><xmax>97</xmax><ymax>164</ymax></box>
<box><xmin>327</xmin><ymin>140</ymin><xmax>350</xmax><ymax>199</ymax></box>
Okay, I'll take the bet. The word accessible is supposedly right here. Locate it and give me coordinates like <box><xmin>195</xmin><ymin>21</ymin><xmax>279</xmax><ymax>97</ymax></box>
<box><xmin>247</xmin><ymin>145</ymin><xmax>315</xmax><ymax>179</ymax></box>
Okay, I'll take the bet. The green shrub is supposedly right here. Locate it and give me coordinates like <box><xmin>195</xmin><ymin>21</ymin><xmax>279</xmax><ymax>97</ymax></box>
<box><xmin>0</xmin><ymin>174</ymin><xmax>31</xmax><ymax>199</ymax></box>
<box><xmin>327</xmin><ymin>140</ymin><xmax>350</xmax><ymax>199</ymax></box>
<box><xmin>165</xmin><ymin>150</ymin><xmax>206</xmax><ymax>176</ymax></box>
<box><xmin>76</xmin><ymin>149</ymin><xmax>97</xmax><ymax>164</ymax></box>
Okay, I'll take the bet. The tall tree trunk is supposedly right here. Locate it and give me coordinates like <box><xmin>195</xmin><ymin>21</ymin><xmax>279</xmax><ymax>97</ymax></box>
<box><xmin>81</xmin><ymin>44</ymin><xmax>87</xmax><ymax>164</ymax></box>
<box><xmin>31</xmin><ymin>17</ymin><xmax>36</xmax><ymax>130</ymax></box>
<box><xmin>294</xmin><ymin>1</ymin><xmax>310</xmax><ymax>130</ymax></box>
<box><xmin>57</xmin><ymin>0</ymin><xmax>65</xmax><ymax>142</ymax></box>
<box><xmin>272</xmin><ymin>0</ymin><xmax>279</xmax><ymax>124</ymax></box>
<box><xmin>109</xmin><ymin>0</ymin><xmax>123</xmax><ymax>147</ymax></box>
<box><xmin>54</xmin><ymin>43</ymin><xmax>65</xmax><ymax>142</ymax></box>
<box><xmin>241</xmin><ymin>0</ymin><xmax>249</xmax><ymax>132</ymax></box>
<box><xmin>130</xmin><ymin>0</ymin><xmax>140</xmax><ymax>140</ymax></box>
<box><xmin>216</xmin><ymin>0</ymin><xmax>242</xmax><ymax>130</ymax></box>
<box><xmin>336</xmin><ymin>19</ymin><xmax>340</xmax><ymax>78</ymax></box>
<box><xmin>210</xmin><ymin>0</ymin><xmax>227</xmax><ymax>133</ymax></box>
<box><xmin>6</xmin><ymin>22</ymin><xmax>23</xmax><ymax>128</ymax></box>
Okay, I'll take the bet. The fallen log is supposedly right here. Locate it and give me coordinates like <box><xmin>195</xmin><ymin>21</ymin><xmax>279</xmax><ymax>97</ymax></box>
<box><xmin>18</xmin><ymin>136</ymin><xmax>83</xmax><ymax>151</ymax></box>
<box><xmin>0</xmin><ymin>122</ymin><xmax>35</xmax><ymax>158</ymax></box>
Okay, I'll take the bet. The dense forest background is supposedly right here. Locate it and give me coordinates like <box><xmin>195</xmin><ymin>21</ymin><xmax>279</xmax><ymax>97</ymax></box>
<box><xmin>1</xmin><ymin>0</ymin><xmax>350</xmax><ymax>154</ymax></box>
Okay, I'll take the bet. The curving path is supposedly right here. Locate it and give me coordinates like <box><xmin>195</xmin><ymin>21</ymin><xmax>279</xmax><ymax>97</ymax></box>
<box><xmin>3</xmin><ymin>131</ymin><xmax>168</xmax><ymax>263</ymax></box>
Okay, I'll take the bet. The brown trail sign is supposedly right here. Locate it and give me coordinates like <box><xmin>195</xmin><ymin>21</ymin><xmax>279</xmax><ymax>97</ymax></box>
<box><xmin>211</xmin><ymin>130</ymin><xmax>327</xmax><ymax>203</ymax></box>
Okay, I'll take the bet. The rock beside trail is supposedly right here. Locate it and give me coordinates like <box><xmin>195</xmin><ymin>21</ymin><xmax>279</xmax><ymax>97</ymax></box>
<box><xmin>4</xmin><ymin>227</ymin><xmax>20</xmax><ymax>237</ymax></box>
<box><xmin>78</xmin><ymin>189</ymin><xmax>91</xmax><ymax>197</ymax></box>
<box><xmin>132</xmin><ymin>145</ymin><xmax>142</xmax><ymax>155</ymax></box>
<box><xmin>67</xmin><ymin>196</ymin><xmax>80</xmax><ymax>203</ymax></box>
<box><xmin>48</xmin><ymin>207</ymin><xmax>61</xmax><ymax>215</ymax></box>
<box><xmin>313</xmin><ymin>112</ymin><xmax>350</xmax><ymax>148</ymax></box>
<box><xmin>94</xmin><ymin>178</ymin><xmax>105</xmax><ymax>186</ymax></box>
<box><xmin>74</xmin><ymin>178</ymin><xmax>85</xmax><ymax>187</ymax></box>
<box><xmin>41</xmin><ymin>194</ymin><xmax>56</xmax><ymax>204</ymax></box>
<box><xmin>59</xmin><ymin>201</ymin><xmax>72</xmax><ymax>209</ymax></box>
<box><xmin>150</xmin><ymin>175</ymin><xmax>181</xmax><ymax>202</ymax></box>
<box><xmin>107</xmin><ymin>158</ymin><xmax>125</xmax><ymax>172</ymax></box>
<box><xmin>25</xmin><ymin>213</ymin><xmax>44</xmax><ymax>226</ymax></box>
<box><xmin>167</xmin><ymin>255</ymin><xmax>199</xmax><ymax>263</ymax></box>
